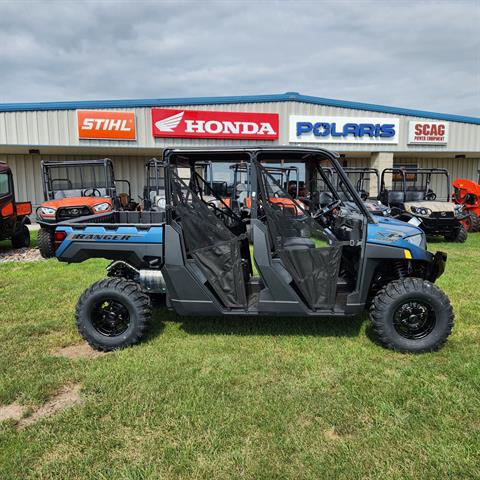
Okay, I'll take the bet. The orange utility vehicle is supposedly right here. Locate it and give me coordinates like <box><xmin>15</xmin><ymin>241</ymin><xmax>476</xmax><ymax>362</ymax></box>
<box><xmin>36</xmin><ymin>159</ymin><xmax>136</xmax><ymax>257</ymax></box>
<box><xmin>452</xmin><ymin>171</ymin><xmax>480</xmax><ymax>232</ymax></box>
<box><xmin>0</xmin><ymin>162</ymin><xmax>32</xmax><ymax>248</ymax></box>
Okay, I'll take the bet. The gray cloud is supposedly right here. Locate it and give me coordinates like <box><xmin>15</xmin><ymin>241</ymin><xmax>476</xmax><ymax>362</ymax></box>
<box><xmin>0</xmin><ymin>0</ymin><xmax>478</xmax><ymax>116</ymax></box>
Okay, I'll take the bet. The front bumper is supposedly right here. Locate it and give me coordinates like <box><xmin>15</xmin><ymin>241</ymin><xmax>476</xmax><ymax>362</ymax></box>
<box><xmin>419</xmin><ymin>217</ymin><xmax>461</xmax><ymax>236</ymax></box>
<box><xmin>426</xmin><ymin>251</ymin><xmax>447</xmax><ymax>281</ymax></box>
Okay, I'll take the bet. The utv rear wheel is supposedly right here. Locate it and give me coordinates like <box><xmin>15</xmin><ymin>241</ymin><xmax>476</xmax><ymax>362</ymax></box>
<box><xmin>11</xmin><ymin>225</ymin><xmax>30</xmax><ymax>249</ymax></box>
<box><xmin>76</xmin><ymin>278</ymin><xmax>152</xmax><ymax>352</ymax></box>
<box><xmin>38</xmin><ymin>227</ymin><xmax>55</xmax><ymax>258</ymax></box>
<box><xmin>369</xmin><ymin>278</ymin><xmax>454</xmax><ymax>353</ymax></box>
<box><xmin>445</xmin><ymin>225</ymin><xmax>467</xmax><ymax>243</ymax></box>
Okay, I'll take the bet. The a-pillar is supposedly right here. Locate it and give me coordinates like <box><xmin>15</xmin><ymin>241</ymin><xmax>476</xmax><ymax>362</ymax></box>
<box><xmin>370</xmin><ymin>152</ymin><xmax>394</xmax><ymax>197</ymax></box>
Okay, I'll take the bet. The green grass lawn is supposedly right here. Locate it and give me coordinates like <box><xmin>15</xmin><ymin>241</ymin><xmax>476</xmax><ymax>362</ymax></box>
<box><xmin>0</xmin><ymin>232</ymin><xmax>479</xmax><ymax>479</ymax></box>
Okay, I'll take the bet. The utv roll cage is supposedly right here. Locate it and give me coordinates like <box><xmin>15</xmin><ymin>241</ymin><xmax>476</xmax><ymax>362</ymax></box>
<box><xmin>41</xmin><ymin>158</ymin><xmax>132</xmax><ymax>202</ymax></box>
<box><xmin>380</xmin><ymin>168</ymin><xmax>451</xmax><ymax>204</ymax></box>
<box><xmin>162</xmin><ymin>146</ymin><xmax>374</xmax><ymax>223</ymax></box>
<box><xmin>230</xmin><ymin>162</ymin><xmax>300</xmax><ymax>202</ymax></box>
<box><xmin>343</xmin><ymin>168</ymin><xmax>380</xmax><ymax>200</ymax></box>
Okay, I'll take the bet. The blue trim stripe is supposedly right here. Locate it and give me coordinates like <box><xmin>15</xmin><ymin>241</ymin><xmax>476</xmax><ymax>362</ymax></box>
<box><xmin>0</xmin><ymin>92</ymin><xmax>478</xmax><ymax>124</ymax></box>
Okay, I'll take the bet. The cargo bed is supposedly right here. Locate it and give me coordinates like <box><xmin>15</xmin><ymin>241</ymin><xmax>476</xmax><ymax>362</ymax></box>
<box><xmin>55</xmin><ymin>210</ymin><xmax>165</xmax><ymax>268</ymax></box>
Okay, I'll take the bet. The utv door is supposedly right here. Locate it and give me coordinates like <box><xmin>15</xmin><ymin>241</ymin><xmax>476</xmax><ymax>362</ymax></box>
<box><xmin>168</xmin><ymin>169</ymin><xmax>248</xmax><ymax>309</ymax></box>
<box><xmin>253</xmin><ymin>161</ymin><xmax>343</xmax><ymax>312</ymax></box>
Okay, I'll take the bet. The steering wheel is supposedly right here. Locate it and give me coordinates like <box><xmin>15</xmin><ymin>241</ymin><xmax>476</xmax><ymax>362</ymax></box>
<box><xmin>425</xmin><ymin>191</ymin><xmax>436</xmax><ymax>201</ymax></box>
<box><xmin>82</xmin><ymin>188</ymin><xmax>101</xmax><ymax>197</ymax></box>
<box><xmin>313</xmin><ymin>200</ymin><xmax>342</xmax><ymax>220</ymax></box>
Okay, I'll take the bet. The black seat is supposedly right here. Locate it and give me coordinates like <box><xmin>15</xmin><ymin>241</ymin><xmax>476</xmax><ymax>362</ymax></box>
<box><xmin>405</xmin><ymin>191</ymin><xmax>425</xmax><ymax>202</ymax></box>
<box><xmin>387</xmin><ymin>191</ymin><xmax>405</xmax><ymax>204</ymax></box>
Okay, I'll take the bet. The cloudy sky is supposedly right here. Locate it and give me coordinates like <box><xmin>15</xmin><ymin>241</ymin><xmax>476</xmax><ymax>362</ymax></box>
<box><xmin>0</xmin><ymin>0</ymin><xmax>478</xmax><ymax>116</ymax></box>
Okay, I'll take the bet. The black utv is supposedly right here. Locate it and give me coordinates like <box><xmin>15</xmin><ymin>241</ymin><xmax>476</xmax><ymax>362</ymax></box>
<box><xmin>379</xmin><ymin>168</ymin><xmax>468</xmax><ymax>242</ymax></box>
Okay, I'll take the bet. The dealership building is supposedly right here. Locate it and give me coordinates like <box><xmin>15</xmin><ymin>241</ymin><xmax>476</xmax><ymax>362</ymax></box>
<box><xmin>0</xmin><ymin>91</ymin><xmax>479</xmax><ymax>206</ymax></box>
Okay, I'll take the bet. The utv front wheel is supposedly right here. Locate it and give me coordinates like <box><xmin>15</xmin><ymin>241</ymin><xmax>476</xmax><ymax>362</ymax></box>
<box><xmin>76</xmin><ymin>278</ymin><xmax>152</xmax><ymax>351</ymax></box>
<box><xmin>369</xmin><ymin>278</ymin><xmax>454</xmax><ymax>353</ymax></box>
<box><xmin>38</xmin><ymin>227</ymin><xmax>55</xmax><ymax>258</ymax></box>
<box><xmin>444</xmin><ymin>225</ymin><xmax>467</xmax><ymax>243</ymax></box>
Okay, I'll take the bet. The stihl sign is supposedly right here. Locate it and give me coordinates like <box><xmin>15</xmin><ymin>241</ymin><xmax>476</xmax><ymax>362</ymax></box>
<box><xmin>151</xmin><ymin>109</ymin><xmax>279</xmax><ymax>140</ymax></box>
<box><xmin>408</xmin><ymin>121</ymin><xmax>448</xmax><ymax>145</ymax></box>
<box><xmin>77</xmin><ymin>110</ymin><xmax>136</xmax><ymax>140</ymax></box>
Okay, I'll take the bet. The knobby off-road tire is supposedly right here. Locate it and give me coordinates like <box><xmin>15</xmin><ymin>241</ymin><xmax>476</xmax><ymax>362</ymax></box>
<box><xmin>38</xmin><ymin>227</ymin><xmax>55</xmax><ymax>258</ymax></box>
<box><xmin>470</xmin><ymin>212</ymin><xmax>480</xmax><ymax>233</ymax></box>
<box><xmin>11</xmin><ymin>224</ymin><xmax>30</xmax><ymax>249</ymax></box>
<box><xmin>76</xmin><ymin>278</ymin><xmax>152</xmax><ymax>352</ymax></box>
<box><xmin>369</xmin><ymin>277</ymin><xmax>454</xmax><ymax>353</ymax></box>
<box><xmin>445</xmin><ymin>225</ymin><xmax>467</xmax><ymax>243</ymax></box>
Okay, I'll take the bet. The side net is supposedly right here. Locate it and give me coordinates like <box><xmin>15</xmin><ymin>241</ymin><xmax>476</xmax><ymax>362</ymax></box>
<box><xmin>170</xmin><ymin>170</ymin><xmax>247</xmax><ymax>308</ymax></box>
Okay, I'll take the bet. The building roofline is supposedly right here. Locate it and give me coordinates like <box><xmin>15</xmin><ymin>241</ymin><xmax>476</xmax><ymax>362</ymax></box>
<box><xmin>0</xmin><ymin>92</ymin><xmax>478</xmax><ymax>124</ymax></box>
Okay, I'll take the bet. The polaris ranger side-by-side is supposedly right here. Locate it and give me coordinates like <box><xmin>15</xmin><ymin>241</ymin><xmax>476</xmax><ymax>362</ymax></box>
<box><xmin>0</xmin><ymin>162</ymin><xmax>32</xmax><ymax>248</ymax></box>
<box><xmin>380</xmin><ymin>168</ymin><xmax>468</xmax><ymax>242</ymax></box>
<box><xmin>37</xmin><ymin>159</ymin><xmax>137</xmax><ymax>258</ymax></box>
<box><xmin>53</xmin><ymin>148</ymin><xmax>453</xmax><ymax>354</ymax></box>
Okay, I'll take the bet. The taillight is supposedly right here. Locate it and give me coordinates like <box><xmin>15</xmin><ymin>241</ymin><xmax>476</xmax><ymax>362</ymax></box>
<box><xmin>54</xmin><ymin>230</ymin><xmax>67</xmax><ymax>250</ymax></box>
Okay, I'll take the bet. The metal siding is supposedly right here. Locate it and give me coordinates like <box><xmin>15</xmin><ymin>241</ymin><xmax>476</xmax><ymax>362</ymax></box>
<box><xmin>0</xmin><ymin>101</ymin><xmax>479</xmax><ymax>151</ymax></box>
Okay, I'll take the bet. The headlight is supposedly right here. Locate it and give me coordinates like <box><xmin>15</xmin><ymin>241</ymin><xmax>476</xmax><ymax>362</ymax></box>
<box><xmin>40</xmin><ymin>207</ymin><xmax>56</xmax><ymax>216</ymax></box>
<box><xmin>411</xmin><ymin>206</ymin><xmax>431</xmax><ymax>216</ymax></box>
<box><xmin>405</xmin><ymin>233</ymin><xmax>426</xmax><ymax>248</ymax></box>
<box><xmin>93</xmin><ymin>202</ymin><xmax>111</xmax><ymax>213</ymax></box>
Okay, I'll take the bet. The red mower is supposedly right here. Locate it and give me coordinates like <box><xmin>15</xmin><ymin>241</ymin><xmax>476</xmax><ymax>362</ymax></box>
<box><xmin>452</xmin><ymin>171</ymin><xmax>480</xmax><ymax>232</ymax></box>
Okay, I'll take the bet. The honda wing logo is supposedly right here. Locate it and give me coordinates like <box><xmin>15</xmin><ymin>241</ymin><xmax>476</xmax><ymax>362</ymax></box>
<box><xmin>154</xmin><ymin>111</ymin><xmax>184</xmax><ymax>132</ymax></box>
<box><xmin>151</xmin><ymin>108</ymin><xmax>279</xmax><ymax>140</ymax></box>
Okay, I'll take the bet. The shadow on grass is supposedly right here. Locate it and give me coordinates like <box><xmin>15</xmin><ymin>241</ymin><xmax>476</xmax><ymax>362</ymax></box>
<box><xmin>153</xmin><ymin>308</ymin><xmax>367</xmax><ymax>338</ymax></box>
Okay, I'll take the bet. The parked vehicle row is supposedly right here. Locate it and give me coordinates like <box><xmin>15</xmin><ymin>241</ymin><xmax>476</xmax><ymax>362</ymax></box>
<box><xmin>2</xmin><ymin>151</ymin><xmax>479</xmax><ymax>356</ymax></box>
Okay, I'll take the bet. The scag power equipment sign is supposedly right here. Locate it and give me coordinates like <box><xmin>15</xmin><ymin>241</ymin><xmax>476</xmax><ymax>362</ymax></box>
<box><xmin>408</xmin><ymin>121</ymin><xmax>448</xmax><ymax>145</ymax></box>
<box><xmin>77</xmin><ymin>110</ymin><xmax>136</xmax><ymax>140</ymax></box>
<box><xmin>152</xmin><ymin>109</ymin><xmax>279</xmax><ymax>140</ymax></box>
<box><xmin>290</xmin><ymin>115</ymin><xmax>399</xmax><ymax>144</ymax></box>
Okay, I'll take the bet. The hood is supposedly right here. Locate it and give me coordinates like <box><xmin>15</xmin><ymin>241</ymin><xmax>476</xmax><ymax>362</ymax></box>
<box><xmin>368</xmin><ymin>216</ymin><xmax>424</xmax><ymax>245</ymax></box>
<box><xmin>41</xmin><ymin>197</ymin><xmax>113</xmax><ymax>209</ymax></box>
<box><xmin>404</xmin><ymin>201</ymin><xmax>455</xmax><ymax>213</ymax></box>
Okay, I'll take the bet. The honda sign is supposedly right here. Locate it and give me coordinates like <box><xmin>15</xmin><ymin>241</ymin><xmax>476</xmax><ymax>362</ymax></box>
<box><xmin>152</xmin><ymin>109</ymin><xmax>279</xmax><ymax>140</ymax></box>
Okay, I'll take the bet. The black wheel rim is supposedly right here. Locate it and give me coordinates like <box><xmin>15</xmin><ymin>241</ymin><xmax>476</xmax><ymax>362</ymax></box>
<box><xmin>393</xmin><ymin>300</ymin><xmax>436</xmax><ymax>340</ymax></box>
<box><xmin>91</xmin><ymin>299</ymin><xmax>131</xmax><ymax>337</ymax></box>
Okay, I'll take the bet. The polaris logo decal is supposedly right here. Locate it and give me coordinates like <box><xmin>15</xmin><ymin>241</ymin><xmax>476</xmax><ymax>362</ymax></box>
<box><xmin>289</xmin><ymin>115</ymin><xmax>399</xmax><ymax>144</ymax></box>
<box><xmin>152</xmin><ymin>108</ymin><xmax>279</xmax><ymax>140</ymax></box>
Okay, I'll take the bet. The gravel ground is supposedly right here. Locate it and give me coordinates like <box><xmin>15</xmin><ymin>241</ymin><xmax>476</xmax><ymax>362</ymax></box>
<box><xmin>0</xmin><ymin>247</ymin><xmax>44</xmax><ymax>263</ymax></box>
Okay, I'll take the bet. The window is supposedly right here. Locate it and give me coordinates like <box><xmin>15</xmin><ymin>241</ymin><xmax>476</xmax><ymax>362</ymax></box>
<box><xmin>0</xmin><ymin>172</ymin><xmax>11</xmax><ymax>196</ymax></box>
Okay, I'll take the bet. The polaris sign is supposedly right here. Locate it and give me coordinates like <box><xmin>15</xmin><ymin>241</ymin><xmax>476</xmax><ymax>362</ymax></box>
<box><xmin>289</xmin><ymin>115</ymin><xmax>399</xmax><ymax>144</ymax></box>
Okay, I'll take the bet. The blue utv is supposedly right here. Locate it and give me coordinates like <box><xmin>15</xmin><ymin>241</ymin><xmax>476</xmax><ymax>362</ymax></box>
<box><xmin>53</xmin><ymin>147</ymin><xmax>453</xmax><ymax>353</ymax></box>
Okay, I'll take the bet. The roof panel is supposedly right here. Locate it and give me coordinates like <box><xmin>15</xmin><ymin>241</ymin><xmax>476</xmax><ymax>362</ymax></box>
<box><xmin>0</xmin><ymin>92</ymin><xmax>478</xmax><ymax>124</ymax></box>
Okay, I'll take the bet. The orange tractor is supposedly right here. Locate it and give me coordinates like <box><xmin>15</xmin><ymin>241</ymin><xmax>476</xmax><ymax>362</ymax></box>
<box><xmin>452</xmin><ymin>171</ymin><xmax>480</xmax><ymax>232</ymax></box>
<box><xmin>0</xmin><ymin>162</ymin><xmax>32</xmax><ymax>248</ymax></box>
